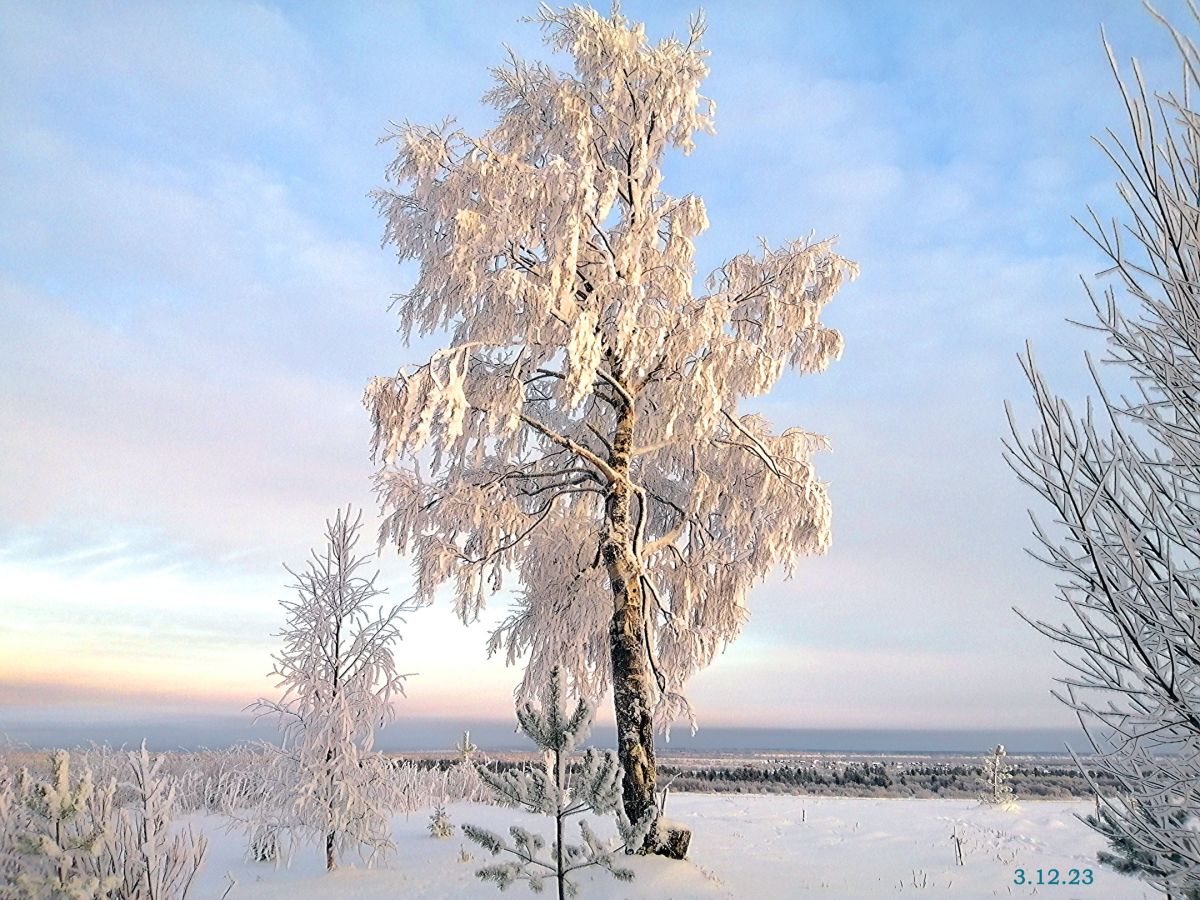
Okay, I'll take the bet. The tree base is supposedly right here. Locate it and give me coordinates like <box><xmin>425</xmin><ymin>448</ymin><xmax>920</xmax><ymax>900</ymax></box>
<box><xmin>644</xmin><ymin>823</ymin><xmax>691</xmax><ymax>860</ymax></box>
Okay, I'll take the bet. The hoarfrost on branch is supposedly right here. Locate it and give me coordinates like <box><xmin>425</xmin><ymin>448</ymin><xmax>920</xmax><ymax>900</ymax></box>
<box><xmin>1006</xmin><ymin>7</ymin><xmax>1200</xmax><ymax>894</ymax></box>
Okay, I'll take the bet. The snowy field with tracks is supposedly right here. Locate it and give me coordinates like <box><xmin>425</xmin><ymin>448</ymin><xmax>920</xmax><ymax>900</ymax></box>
<box><xmin>194</xmin><ymin>794</ymin><xmax>1153</xmax><ymax>899</ymax></box>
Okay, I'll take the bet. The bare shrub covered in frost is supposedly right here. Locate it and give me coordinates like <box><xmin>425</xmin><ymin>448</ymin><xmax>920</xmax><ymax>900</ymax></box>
<box><xmin>367</xmin><ymin>1</ymin><xmax>855</xmax><ymax>850</ymax></box>
<box><xmin>387</xmin><ymin>756</ymin><xmax>490</xmax><ymax>815</ymax></box>
<box><xmin>156</xmin><ymin>746</ymin><xmax>274</xmax><ymax>816</ymax></box>
<box><xmin>0</xmin><ymin>746</ymin><xmax>206</xmax><ymax>900</ymax></box>
<box><xmin>464</xmin><ymin>668</ymin><xmax>654</xmax><ymax>900</ymax></box>
<box><xmin>1006</xmin><ymin>6</ymin><xmax>1200</xmax><ymax>895</ymax></box>
<box><xmin>249</xmin><ymin>507</ymin><xmax>417</xmax><ymax>871</ymax></box>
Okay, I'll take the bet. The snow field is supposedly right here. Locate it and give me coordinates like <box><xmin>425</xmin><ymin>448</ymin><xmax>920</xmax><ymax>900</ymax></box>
<box><xmin>193</xmin><ymin>794</ymin><xmax>1156</xmax><ymax>899</ymax></box>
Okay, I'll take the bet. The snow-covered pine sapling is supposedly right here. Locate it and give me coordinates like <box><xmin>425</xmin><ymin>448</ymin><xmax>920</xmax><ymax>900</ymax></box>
<box><xmin>980</xmin><ymin>744</ymin><xmax>1015</xmax><ymax>807</ymax></box>
<box><xmin>250</xmin><ymin>506</ymin><xmax>418</xmax><ymax>871</ymax></box>
<box><xmin>448</xmin><ymin>730</ymin><xmax>486</xmax><ymax>803</ymax></box>
<box><xmin>0</xmin><ymin>764</ymin><xmax>18</xmax><ymax>889</ymax></box>
<box><xmin>428</xmin><ymin>803</ymin><xmax>455</xmax><ymax>839</ymax></box>
<box><xmin>1086</xmin><ymin>804</ymin><xmax>1200</xmax><ymax>899</ymax></box>
<box><xmin>463</xmin><ymin>668</ymin><xmax>654</xmax><ymax>900</ymax></box>
<box><xmin>457</xmin><ymin>730</ymin><xmax>478</xmax><ymax>762</ymax></box>
<box><xmin>8</xmin><ymin>745</ymin><xmax>206</xmax><ymax>900</ymax></box>
<box><xmin>246</xmin><ymin>817</ymin><xmax>281</xmax><ymax>864</ymax></box>
<box><xmin>367</xmin><ymin>3</ymin><xmax>855</xmax><ymax>851</ymax></box>
<box><xmin>10</xmin><ymin>750</ymin><xmax>119</xmax><ymax>899</ymax></box>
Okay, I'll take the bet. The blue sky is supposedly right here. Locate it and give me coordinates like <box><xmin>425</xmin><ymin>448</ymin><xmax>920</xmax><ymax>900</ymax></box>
<box><xmin>0</xmin><ymin>0</ymin><xmax>1188</xmax><ymax>745</ymax></box>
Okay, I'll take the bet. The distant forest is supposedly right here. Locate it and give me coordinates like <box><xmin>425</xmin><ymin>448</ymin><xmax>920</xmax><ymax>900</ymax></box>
<box><xmin>402</xmin><ymin>755</ymin><xmax>1119</xmax><ymax>800</ymax></box>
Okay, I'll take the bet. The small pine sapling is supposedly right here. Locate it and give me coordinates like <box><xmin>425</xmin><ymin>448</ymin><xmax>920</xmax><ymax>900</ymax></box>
<box><xmin>463</xmin><ymin>668</ymin><xmax>654</xmax><ymax>900</ymax></box>
<box><xmin>428</xmin><ymin>803</ymin><xmax>455</xmax><ymax>839</ymax></box>
<box><xmin>246</xmin><ymin>817</ymin><xmax>282</xmax><ymax>864</ymax></box>
<box><xmin>449</xmin><ymin>730</ymin><xmax>486</xmax><ymax>803</ymax></box>
<box><xmin>1087</xmin><ymin>804</ymin><xmax>1200</xmax><ymax>900</ymax></box>
<box><xmin>980</xmin><ymin>744</ymin><xmax>1016</xmax><ymax>808</ymax></box>
<box><xmin>8</xmin><ymin>745</ymin><xmax>206</xmax><ymax>900</ymax></box>
<box><xmin>0</xmin><ymin>764</ymin><xmax>18</xmax><ymax>888</ymax></box>
<box><xmin>457</xmin><ymin>731</ymin><xmax>478</xmax><ymax>760</ymax></box>
<box><xmin>11</xmin><ymin>750</ymin><xmax>119</xmax><ymax>899</ymax></box>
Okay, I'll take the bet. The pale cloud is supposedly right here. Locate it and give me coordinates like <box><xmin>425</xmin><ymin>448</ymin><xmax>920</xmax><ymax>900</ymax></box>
<box><xmin>0</xmin><ymin>1</ymin><xmax>322</xmax><ymax>136</ymax></box>
<box><xmin>685</xmin><ymin>644</ymin><xmax>1065</xmax><ymax>729</ymax></box>
<box><xmin>0</xmin><ymin>527</ymin><xmax>528</xmax><ymax>720</ymax></box>
<box><xmin>0</xmin><ymin>278</ymin><xmax>373</xmax><ymax>560</ymax></box>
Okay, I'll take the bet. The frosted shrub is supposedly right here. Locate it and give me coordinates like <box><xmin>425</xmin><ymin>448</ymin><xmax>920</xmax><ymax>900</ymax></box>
<box><xmin>1005</xmin><ymin>6</ymin><xmax>1200</xmax><ymax>894</ymax></box>
<box><xmin>464</xmin><ymin>668</ymin><xmax>654</xmax><ymax>899</ymax></box>
<box><xmin>105</xmin><ymin>745</ymin><xmax>208</xmax><ymax>899</ymax></box>
<box><xmin>166</xmin><ymin>746</ymin><xmax>273</xmax><ymax>815</ymax></box>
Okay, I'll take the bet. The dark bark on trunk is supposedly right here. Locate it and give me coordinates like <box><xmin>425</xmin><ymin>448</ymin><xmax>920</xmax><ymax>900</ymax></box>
<box><xmin>607</xmin><ymin>547</ymin><xmax>658</xmax><ymax>848</ymax></box>
<box><xmin>555</xmin><ymin>742</ymin><xmax>565</xmax><ymax>900</ymax></box>
<box><xmin>325</xmin><ymin>746</ymin><xmax>337</xmax><ymax>870</ymax></box>
<box><xmin>602</xmin><ymin>392</ymin><xmax>669</xmax><ymax>854</ymax></box>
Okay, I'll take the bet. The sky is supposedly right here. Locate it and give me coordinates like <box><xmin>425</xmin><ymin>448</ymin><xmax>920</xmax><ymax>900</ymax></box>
<box><xmin>1</xmin><ymin>0</ymin><xmax>1191</xmax><ymax>750</ymax></box>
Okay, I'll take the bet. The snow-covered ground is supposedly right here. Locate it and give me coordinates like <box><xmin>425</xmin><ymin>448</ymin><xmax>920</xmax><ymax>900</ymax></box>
<box><xmin>193</xmin><ymin>794</ymin><xmax>1156</xmax><ymax>899</ymax></box>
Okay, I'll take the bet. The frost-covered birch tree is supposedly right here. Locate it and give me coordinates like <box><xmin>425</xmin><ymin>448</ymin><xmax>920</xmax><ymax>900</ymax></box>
<box><xmin>1005</xmin><ymin>7</ymin><xmax>1200</xmax><ymax>896</ymax></box>
<box><xmin>251</xmin><ymin>507</ymin><xmax>416</xmax><ymax>870</ymax></box>
<box><xmin>367</xmin><ymin>4</ymin><xmax>855</xmax><ymax>851</ymax></box>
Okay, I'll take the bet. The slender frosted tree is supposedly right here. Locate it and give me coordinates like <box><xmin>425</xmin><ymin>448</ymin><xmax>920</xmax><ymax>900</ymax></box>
<box><xmin>367</xmin><ymin>3</ymin><xmax>855</xmax><ymax>851</ymax></box>
<box><xmin>1006</xmin><ymin>6</ymin><xmax>1200</xmax><ymax>895</ymax></box>
<box><xmin>251</xmin><ymin>507</ymin><xmax>416</xmax><ymax>870</ymax></box>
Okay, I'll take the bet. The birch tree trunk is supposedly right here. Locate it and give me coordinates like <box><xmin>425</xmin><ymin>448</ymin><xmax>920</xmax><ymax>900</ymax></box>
<box><xmin>601</xmin><ymin>388</ymin><xmax>683</xmax><ymax>854</ymax></box>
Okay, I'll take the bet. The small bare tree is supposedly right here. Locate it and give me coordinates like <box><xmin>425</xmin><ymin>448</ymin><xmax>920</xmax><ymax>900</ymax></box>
<box><xmin>251</xmin><ymin>507</ymin><xmax>416</xmax><ymax>870</ymax></box>
<box><xmin>1006</xmin><ymin>7</ymin><xmax>1200</xmax><ymax>896</ymax></box>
